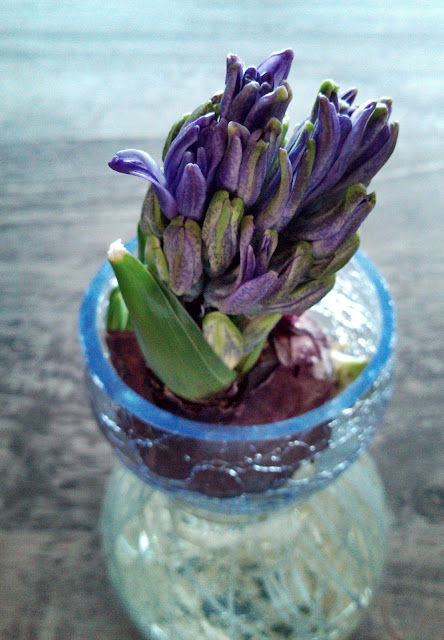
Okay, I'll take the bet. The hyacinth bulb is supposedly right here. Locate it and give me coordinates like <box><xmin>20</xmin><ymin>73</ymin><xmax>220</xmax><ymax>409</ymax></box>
<box><xmin>107</xmin><ymin>48</ymin><xmax>398</xmax><ymax>401</ymax></box>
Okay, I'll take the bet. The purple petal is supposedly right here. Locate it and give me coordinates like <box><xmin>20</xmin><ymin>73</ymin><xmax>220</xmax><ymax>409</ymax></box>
<box><xmin>109</xmin><ymin>149</ymin><xmax>166</xmax><ymax>184</ymax></box>
<box><xmin>356</xmin><ymin>101</ymin><xmax>391</xmax><ymax>156</ymax></box>
<box><xmin>271</xmin><ymin>80</ymin><xmax>293</xmax><ymax>124</ymax></box>
<box><xmin>243</xmin><ymin>84</ymin><xmax>289</xmax><ymax>131</ymax></box>
<box><xmin>262</xmin><ymin>117</ymin><xmax>282</xmax><ymax>173</ymax></box>
<box><xmin>243</xmin><ymin>66</ymin><xmax>258</xmax><ymax>84</ymax></box>
<box><xmin>163</xmin><ymin>217</ymin><xmax>202</xmax><ymax>297</ymax></box>
<box><xmin>210</xmin><ymin>271</ymin><xmax>278</xmax><ymax>315</ymax></box>
<box><xmin>244</xmin><ymin>245</ymin><xmax>256</xmax><ymax>282</ymax></box>
<box><xmin>254</xmin><ymin>148</ymin><xmax>291</xmax><ymax>233</ymax></box>
<box><xmin>175</xmin><ymin>163</ymin><xmax>207</xmax><ymax>221</ymax></box>
<box><xmin>254</xmin><ymin>230</ymin><xmax>278</xmax><ymax>276</ymax></box>
<box><xmin>259</xmin><ymin>81</ymin><xmax>272</xmax><ymax>96</ymax></box>
<box><xmin>256</xmin><ymin>48</ymin><xmax>294</xmax><ymax>88</ymax></box>
<box><xmin>280</xmin><ymin>139</ymin><xmax>315</xmax><ymax>229</ymax></box>
<box><xmin>169</xmin><ymin>150</ymin><xmax>194</xmax><ymax>196</ymax></box>
<box><xmin>108</xmin><ymin>149</ymin><xmax>177</xmax><ymax>219</ymax></box>
<box><xmin>338</xmin><ymin>122</ymin><xmax>399</xmax><ymax>191</ymax></box>
<box><xmin>296</xmin><ymin>186</ymin><xmax>376</xmax><ymax>259</ymax></box>
<box><xmin>302</xmin><ymin>106</ymin><xmax>365</xmax><ymax>207</ymax></box>
<box><xmin>310</xmin><ymin>193</ymin><xmax>375</xmax><ymax>259</ymax></box>
<box><xmin>262</xmin><ymin>241</ymin><xmax>312</xmax><ymax>302</ymax></box>
<box><xmin>340</xmin><ymin>88</ymin><xmax>358</xmax><ymax>107</ymax></box>
<box><xmin>164</xmin><ymin>113</ymin><xmax>215</xmax><ymax>185</ymax></box>
<box><xmin>196</xmin><ymin>146</ymin><xmax>208</xmax><ymax>177</ymax></box>
<box><xmin>220</xmin><ymin>54</ymin><xmax>244</xmax><ymax>120</ymax></box>
<box><xmin>306</xmin><ymin>95</ymin><xmax>341</xmax><ymax>192</ymax></box>
<box><xmin>287</xmin><ymin>126</ymin><xmax>311</xmax><ymax>171</ymax></box>
<box><xmin>226</xmin><ymin>81</ymin><xmax>260</xmax><ymax>124</ymax></box>
<box><xmin>264</xmin><ymin>276</ymin><xmax>335</xmax><ymax>315</ymax></box>
<box><xmin>205</xmin><ymin>119</ymin><xmax>228</xmax><ymax>185</ymax></box>
<box><xmin>217</xmin><ymin>123</ymin><xmax>243</xmax><ymax>192</ymax></box>
<box><xmin>303</xmin><ymin>102</ymin><xmax>375</xmax><ymax>203</ymax></box>
<box><xmin>237</xmin><ymin>133</ymin><xmax>269</xmax><ymax>207</ymax></box>
<box><xmin>235</xmin><ymin>215</ymin><xmax>255</xmax><ymax>286</ymax></box>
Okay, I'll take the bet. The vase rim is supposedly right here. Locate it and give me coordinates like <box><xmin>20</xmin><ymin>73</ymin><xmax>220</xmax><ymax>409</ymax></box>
<box><xmin>79</xmin><ymin>241</ymin><xmax>395</xmax><ymax>442</ymax></box>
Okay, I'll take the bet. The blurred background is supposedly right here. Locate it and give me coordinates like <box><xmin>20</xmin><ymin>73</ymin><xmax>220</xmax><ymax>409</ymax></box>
<box><xmin>1</xmin><ymin>1</ymin><xmax>443</xmax><ymax>639</ymax></box>
<box><xmin>2</xmin><ymin>0</ymin><xmax>442</xmax><ymax>143</ymax></box>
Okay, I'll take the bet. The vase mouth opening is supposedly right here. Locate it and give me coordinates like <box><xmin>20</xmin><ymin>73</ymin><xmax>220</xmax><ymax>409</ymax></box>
<box><xmin>79</xmin><ymin>242</ymin><xmax>395</xmax><ymax>442</ymax></box>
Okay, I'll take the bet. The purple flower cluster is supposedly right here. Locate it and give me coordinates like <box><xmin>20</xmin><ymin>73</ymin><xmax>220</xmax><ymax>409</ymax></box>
<box><xmin>109</xmin><ymin>49</ymin><xmax>398</xmax><ymax>316</ymax></box>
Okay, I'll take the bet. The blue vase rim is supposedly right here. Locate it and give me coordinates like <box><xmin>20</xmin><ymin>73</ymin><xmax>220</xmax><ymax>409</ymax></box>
<box><xmin>79</xmin><ymin>240</ymin><xmax>395</xmax><ymax>442</ymax></box>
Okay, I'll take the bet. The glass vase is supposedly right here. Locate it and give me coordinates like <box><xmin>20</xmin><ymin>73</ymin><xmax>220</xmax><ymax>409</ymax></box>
<box><xmin>79</xmin><ymin>246</ymin><xmax>395</xmax><ymax>640</ymax></box>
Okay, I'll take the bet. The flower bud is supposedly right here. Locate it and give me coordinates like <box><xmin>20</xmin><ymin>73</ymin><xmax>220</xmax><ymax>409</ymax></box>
<box><xmin>202</xmin><ymin>311</ymin><xmax>244</xmax><ymax>369</ymax></box>
<box><xmin>175</xmin><ymin>163</ymin><xmax>207</xmax><ymax>221</ymax></box>
<box><xmin>144</xmin><ymin>232</ymin><xmax>169</xmax><ymax>283</ymax></box>
<box><xmin>309</xmin><ymin>233</ymin><xmax>360</xmax><ymax>278</ymax></box>
<box><xmin>163</xmin><ymin>216</ymin><xmax>203</xmax><ymax>297</ymax></box>
<box><xmin>295</xmin><ymin>185</ymin><xmax>375</xmax><ymax>259</ymax></box>
<box><xmin>265</xmin><ymin>275</ymin><xmax>336</xmax><ymax>315</ymax></box>
<box><xmin>237</xmin><ymin>133</ymin><xmax>269</xmax><ymax>207</ymax></box>
<box><xmin>202</xmin><ymin>191</ymin><xmax>244</xmax><ymax>278</ymax></box>
<box><xmin>140</xmin><ymin>187</ymin><xmax>168</xmax><ymax>237</ymax></box>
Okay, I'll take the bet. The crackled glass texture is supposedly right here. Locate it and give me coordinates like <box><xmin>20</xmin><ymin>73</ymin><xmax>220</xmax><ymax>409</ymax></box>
<box><xmin>80</xmin><ymin>248</ymin><xmax>395</xmax><ymax>514</ymax></box>
<box><xmin>101</xmin><ymin>454</ymin><xmax>387</xmax><ymax>640</ymax></box>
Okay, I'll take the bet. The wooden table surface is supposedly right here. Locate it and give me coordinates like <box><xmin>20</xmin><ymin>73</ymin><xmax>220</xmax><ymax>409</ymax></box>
<box><xmin>1</xmin><ymin>2</ymin><xmax>443</xmax><ymax>639</ymax></box>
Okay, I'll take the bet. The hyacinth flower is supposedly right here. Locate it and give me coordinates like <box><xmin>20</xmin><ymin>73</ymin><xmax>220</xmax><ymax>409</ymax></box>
<box><xmin>107</xmin><ymin>48</ymin><xmax>398</xmax><ymax>402</ymax></box>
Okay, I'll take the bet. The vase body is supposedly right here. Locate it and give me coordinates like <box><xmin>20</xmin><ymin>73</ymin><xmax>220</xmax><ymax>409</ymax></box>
<box><xmin>102</xmin><ymin>455</ymin><xmax>386</xmax><ymax>640</ymax></box>
<box><xmin>79</xmin><ymin>248</ymin><xmax>395</xmax><ymax>640</ymax></box>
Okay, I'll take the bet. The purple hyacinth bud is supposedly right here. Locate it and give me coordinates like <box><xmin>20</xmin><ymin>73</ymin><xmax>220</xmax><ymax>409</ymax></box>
<box><xmin>163</xmin><ymin>216</ymin><xmax>203</xmax><ymax>297</ymax></box>
<box><xmin>244</xmin><ymin>84</ymin><xmax>290</xmax><ymax>132</ymax></box>
<box><xmin>262</xmin><ymin>117</ymin><xmax>283</xmax><ymax>172</ymax></box>
<box><xmin>254</xmin><ymin>229</ymin><xmax>278</xmax><ymax>276</ymax></box>
<box><xmin>169</xmin><ymin>150</ymin><xmax>194</xmax><ymax>196</ymax></box>
<box><xmin>306</xmin><ymin>95</ymin><xmax>341</xmax><ymax>193</ymax></box>
<box><xmin>236</xmin><ymin>215</ymin><xmax>255</xmax><ymax>283</ymax></box>
<box><xmin>206</xmin><ymin>271</ymin><xmax>278</xmax><ymax>315</ymax></box>
<box><xmin>296</xmin><ymin>185</ymin><xmax>376</xmax><ymax>259</ymax></box>
<box><xmin>357</xmin><ymin>100</ymin><xmax>392</xmax><ymax>155</ymax></box>
<box><xmin>108</xmin><ymin>149</ymin><xmax>177</xmax><ymax>219</ymax></box>
<box><xmin>265</xmin><ymin>275</ymin><xmax>336</xmax><ymax>315</ymax></box>
<box><xmin>340</xmin><ymin>88</ymin><xmax>358</xmax><ymax>107</ymax></box>
<box><xmin>226</xmin><ymin>81</ymin><xmax>260</xmax><ymax>124</ymax></box>
<box><xmin>202</xmin><ymin>191</ymin><xmax>244</xmax><ymax>278</ymax></box>
<box><xmin>218</xmin><ymin>122</ymin><xmax>244</xmax><ymax>192</ymax></box>
<box><xmin>279</xmin><ymin>138</ymin><xmax>315</xmax><ymax>229</ymax></box>
<box><xmin>301</xmin><ymin>101</ymin><xmax>376</xmax><ymax>207</ymax></box>
<box><xmin>220</xmin><ymin>54</ymin><xmax>244</xmax><ymax>120</ymax></box>
<box><xmin>256</xmin><ymin>48</ymin><xmax>294</xmax><ymax>89</ymax></box>
<box><xmin>205</xmin><ymin>119</ymin><xmax>228</xmax><ymax>185</ymax></box>
<box><xmin>254</xmin><ymin>148</ymin><xmax>292</xmax><ymax>233</ymax></box>
<box><xmin>175</xmin><ymin>163</ymin><xmax>207</xmax><ymax>221</ymax></box>
<box><xmin>237</xmin><ymin>133</ymin><xmax>269</xmax><ymax>207</ymax></box>
<box><xmin>164</xmin><ymin>113</ymin><xmax>215</xmax><ymax>185</ymax></box>
<box><xmin>309</xmin><ymin>233</ymin><xmax>360</xmax><ymax>279</ymax></box>
<box><xmin>260</xmin><ymin>241</ymin><xmax>312</xmax><ymax>306</ymax></box>
<box><xmin>334</xmin><ymin>122</ymin><xmax>399</xmax><ymax>193</ymax></box>
<box><xmin>140</xmin><ymin>187</ymin><xmax>168</xmax><ymax>237</ymax></box>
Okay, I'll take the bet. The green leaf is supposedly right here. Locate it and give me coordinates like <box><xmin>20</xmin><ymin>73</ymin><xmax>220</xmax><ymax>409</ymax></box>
<box><xmin>106</xmin><ymin>286</ymin><xmax>131</xmax><ymax>331</ymax></box>
<box><xmin>108</xmin><ymin>241</ymin><xmax>236</xmax><ymax>401</ymax></box>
